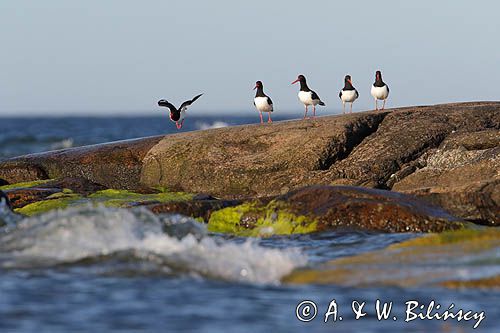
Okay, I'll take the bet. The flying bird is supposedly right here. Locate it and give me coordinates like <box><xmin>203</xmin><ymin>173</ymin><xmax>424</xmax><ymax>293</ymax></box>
<box><xmin>339</xmin><ymin>75</ymin><xmax>359</xmax><ymax>114</ymax></box>
<box><xmin>253</xmin><ymin>81</ymin><xmax>274</xmax><ymax>123</ymax></box>
<box><xmin>291</xmin><ymin>74</ymin><xmax>325</xmax><ymax>119</ymax></box>
<box><xmin>157</xmin><ymin>94</ymin><xmax>203</xmax><ymax>129</ymax></box>
<box><xmin>371</xmin><ymin>71</ymin><xmax>390</xmax><ymax>110</ymax></box>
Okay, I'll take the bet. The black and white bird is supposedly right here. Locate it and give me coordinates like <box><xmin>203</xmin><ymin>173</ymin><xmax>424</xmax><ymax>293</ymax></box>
<box><xmin>339</xmin><ymin>75</ymin><xmax>359</xmax><ymax>114</ymax></box>
<box><xmin>370</xmin><ymin>70</ymin><xmax>390</xmax><ymax>110</ymax></box>
<box><xmin>157</xmin><ymin>94</ymin><xmax>203</xmax><ymax>129</ymax></box>
<box><xmin>253</xmin><ymin>81</ymin><xmax>273</xmax><ymax>123</ymax></box>
<box><xmin>291</xmin><ymin>74</ymin><xmax>325</xmax><ymax>119</ymax></box>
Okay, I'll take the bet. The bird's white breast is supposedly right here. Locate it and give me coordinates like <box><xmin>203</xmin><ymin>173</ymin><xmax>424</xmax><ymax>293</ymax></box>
<box><xmin>371</xmin><ymin>85</ymin><xmax>389</xmax><ymax>100</ymax></box>
<box><xmin>254</xmin><ymin>97</ymin><xmax>273</xmax><ymax>112</ymax></box>
<box><xmin>340</xmin><ymin>90</ymin><xmax>358</xmax><ymax>103</ymax></box>
<box><xmin>298</xmin><ymin>91</ymin><xmax>318</xmax><ymax>106</ymax></box>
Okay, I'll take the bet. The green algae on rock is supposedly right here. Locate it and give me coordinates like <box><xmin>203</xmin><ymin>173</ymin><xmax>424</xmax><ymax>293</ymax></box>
<box><xmin>15</xmin><ymin>193</ymin><xmax>83</xmax><ymax>216</ymax></box>
<box><xmin>88</xmin><ymin>189</ymin><xmax>193</xmax><ymax>207</ymax></box>
<box><xmin>15</xmin><ymin>189</ymin><xmax>194</xmax><ymax>216</ymax></box>
<box><xmin>0</xmin><ymin>180</ymin><xmax>52</xmax><ymax>191</ymax></box>
<box><xmin>208</xmin><ymin>201</ymin><xmax>318</xmax><ymax>237</ymax></box>
<box><xmin>207</xmin><ymin>185</ymin><xmax>467</xmax><ymax>235</ymax></box>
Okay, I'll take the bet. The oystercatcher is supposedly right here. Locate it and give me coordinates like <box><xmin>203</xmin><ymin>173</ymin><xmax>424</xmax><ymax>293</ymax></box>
<box><xmin>371</xmin><ymin>71</ymin><xmax>390</xmax><ymax>110</ymax></box>
<box><xmin>158</xmin><ymin>94</ymin><xmax>203</xmax><ymax>129</ymax></box>
<box><xmin>291</xmin><ymin>74</ymin><xmax>325</xmax><ymax>119</ymax></box>
<box><xmin>339</xmin><ymin>75</ymin><xmax>359</xmax><ymax>114</ymax></box>
<box><xmin>253</xmin><ymin>81</ymin><xmax>274</xmax><ymax>123</ymax></box>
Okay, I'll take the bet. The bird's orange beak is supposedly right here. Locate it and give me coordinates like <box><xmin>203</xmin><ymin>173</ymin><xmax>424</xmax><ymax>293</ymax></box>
<box><xmin>253</xmin><ymin>84</ymin><xmax>258</xmax><ymax>90</ymax></box>
<box><xmin>291</xmin><ymin>78</ymin><xmax>300</xmax><ymax>85</ymax></box>
<box><xmin>348</xmin><ymin>79</ymin><xmax>353</xmax><ymax>85</ymax></box>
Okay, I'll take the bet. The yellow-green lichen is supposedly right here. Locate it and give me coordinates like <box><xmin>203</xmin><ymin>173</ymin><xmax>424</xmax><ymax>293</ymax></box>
<box><xmin>390</xmin><ymin>228</ymin><xmax>500</xmax><ymax>250</ymax></box>
<box><xmin>208</xmin><ymin>201</ymin><xmax>317</xmax><ymax>237</ymax></box>
<box><xmin>87</xmin><ymin>189</ymin><xmax>193</xmax><ymax>208</ymax></box>
<box><xmin>0</xmin><ymin>180</ymin><xmax>52</xmax><ymax>191</ymax></box>
<box><xmin>14</xmin><ymin>188</ymin><xmax>194</xmax><ymax>216</ymax></box>
<box><xmin>15</xmin><ymin>195</ymin><xmax>83</xmax><ymax>216</ymax></box>
<box><xmin>283</xmin><ymin>228</ymin><xmax>500</xmax><ymax>288</ymax></box>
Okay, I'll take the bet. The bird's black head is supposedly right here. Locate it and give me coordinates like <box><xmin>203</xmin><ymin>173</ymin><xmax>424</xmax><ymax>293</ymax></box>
<box><xmin>254</xmin><ymin>81</ymin><xmax>263</xmax><ymax>90</ymax></box>
<box><xmin>345</xmin><ymin>75</ymin><xmax>352</xmax><ymax>83</ymax></box>
<box><xmin>291</xmin><ymin>74</ymin><xmax>306</xmax><ymax>85</ymax></box>
<box><xmin>375</xmin><ymin>71</ymin><xmax>382</xmax><ymax>80</ymax></box>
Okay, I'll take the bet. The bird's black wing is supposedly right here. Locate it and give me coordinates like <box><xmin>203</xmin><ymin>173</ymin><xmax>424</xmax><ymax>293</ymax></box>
<box><xmin>339</xmin><ymin>90</ymin><xmax>343</xmax><ymax>99</ymax></box>
<box><xmin>355</xmin><ymin>89</ymin><xmax>359</xmax><ymax>98</ymax></box>
<box><xmin>386</xmin><ymin>85</ymin><xmax>390</xmax><ymax>93</ymax></box>
<box><xmin>158</xmin><ymin>99</ymin><xmax>177</xmax><ymax>112</ymax></box>
<box><xmin>311</xmin><ymin>90</ymin><xmax>322</xmax><ymax>101</ymax></box>
<box><xmin>267</xmin><ymin>96</ymin><xmax>273</xmax><ymax>105</ymax></box>
<box><xmin>180</xmin><ymin>93</ymin><xmax>203</xmax><ymax>110</ymax></box>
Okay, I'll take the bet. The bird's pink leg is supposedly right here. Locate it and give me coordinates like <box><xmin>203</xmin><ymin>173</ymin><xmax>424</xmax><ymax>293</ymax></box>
<box><xmin>313</xmin><ymin>105</ymin><xmax>316</xmax><ymax>118</ymax></box>
<box><xmin>259</xmin><ymin>111</ymin><xmax>264</xmax><ymax>124</ymax></box>
<box><xmin>179</xmin><ymin>119</ymin><xmax>185</xmax><ymax>128</ymax></box>
<box><xmin>303</xmin><ymin>105</ymin><xmax>308</xmax><ymax>120</ymax></box>
<box><xmin>175</xmin><ymin>121</ymin><xmax>179</xmax><ymax>129</ymax></box>
<box><xmin>350</xmin><ymin>103</ymin><xmax>353</xmax><ymax>113</ymax></box>
<box><xmin>268</xmin><ymin>112</ymin><xmax>272</xmax><ymax>123</ymax></box>
<box><xmin>343</xmin><ymin>102</ymin><xmax>346</xmax><ymax>114</ymax></box>
<box><xmin>375</xmin><ymin>99</ymin><xmax>378</xmax><ymax>111</ymax></box>
<box><xmin>382</xmin><ymin>99</ymin><xmax>386</xmax><ymax>110</ymax></box>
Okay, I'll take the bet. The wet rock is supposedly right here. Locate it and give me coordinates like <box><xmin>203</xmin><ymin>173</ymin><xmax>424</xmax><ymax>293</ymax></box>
<box><xmin>0</xmin><ymin>164</ymin><xmax>48</xmax><ymax>184</ymax></box>
<box><xmin>284</xmin><ymin>229</ymin><xmax>500</xmax><ymax>288</ymax></box>
<box><xmin>147</xmin><ymin>199</ymin><xmax>242</xmax><ymax>222</ymax></box>
<box><xmin>208</xmin><ymin>185</ymin><xmax>466</xmax><ymax>235</ymax></box>
<box><xmin>0</xmin><ymin>136</ymin><xmax>163</xmax><ymax>190</ymax></box>
<box><xmin>41</xmin><ymin>177</ymin><xmax>107</xmax><ymax>196</ymax></box>
<box><xmin>5</xmin><ymin>187</ymin><xmax>62</xmax><ymax>209</ymax></box>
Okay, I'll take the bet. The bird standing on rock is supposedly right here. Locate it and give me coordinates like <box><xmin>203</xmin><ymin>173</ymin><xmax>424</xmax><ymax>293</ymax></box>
<box><xmin>339</xmin><ymin>75</ymin><xmax>359</xmax><ymax>114</ymax></box>
<box><xmin>371</xmin><ymin>70</ymin><xmax>390</xmax><ymax>110</ymax></box>
<box><xmin>291</xmin><ymin>74</ymin><xmax>325</xmax><ymax>119</ymax></box>
<box><xmin>158</xmin><ymin>94</ymin><xmax>203</xmax><ymax>129</ymax></box>
<box><xmin>253</xmin><ymin>81</ymin><xmax>274</xmax><ymax>124</ymax></box>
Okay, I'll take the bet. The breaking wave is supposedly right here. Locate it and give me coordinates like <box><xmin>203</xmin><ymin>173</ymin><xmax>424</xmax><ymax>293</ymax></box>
<box><xmin>195</xmin><ymin>121</ymin><xmax>229</xmax><ymax>130</ymax></box>
<box><xmin>0</xmin><ymin>205</ymin><xmax>306</xmax><ymax>284</ymax></box>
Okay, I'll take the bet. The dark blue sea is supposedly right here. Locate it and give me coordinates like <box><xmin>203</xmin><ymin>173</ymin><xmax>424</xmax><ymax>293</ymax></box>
<box><xmin>0</xmin><ymin>116</ymin><xmax>498</xmax><ymax>332</ymax></box>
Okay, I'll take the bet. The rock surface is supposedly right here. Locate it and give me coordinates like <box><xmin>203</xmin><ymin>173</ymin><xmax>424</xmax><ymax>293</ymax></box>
<box><xmin>0</xmin><ymin>137</ymin><xmax>163</xmax><ymax>190</ymax></box>
<box><xmin>207</xmin><ymin>186</ymin><xmax>466</xmax><ymax>235</ymax></box>
<box><xmin>0</xmin><ymin>102</ymin><xmax>498</xmax><ymax>225</ymax></box>
<box><xmin>392</xmin><ymin>130</ymin><xmax>500</xmax><ymax>225</ymax></box>
<box><xmin>284</xmin><ymin>229</ymin><xmax>500</xmax><ymax>288</ymax></box>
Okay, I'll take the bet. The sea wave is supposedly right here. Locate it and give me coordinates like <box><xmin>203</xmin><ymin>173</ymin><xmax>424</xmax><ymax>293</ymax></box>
<box><xmin>50</xmin><ymin>138</ymin><xmax>74</xmax><ymax>150</ymax></box>
<box><xmin>0</xmin><ymin>205</ymin><xmax>306</xmax><ymax>284</ymax></box>
<box><xmin>195</xmin><ymin>121</ymin><xmax>229</xmax><ymax>130</ymax></box>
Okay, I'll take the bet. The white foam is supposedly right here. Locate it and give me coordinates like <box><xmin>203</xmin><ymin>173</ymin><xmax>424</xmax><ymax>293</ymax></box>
<box><xmin>195</xmin><ymin>121</ymin><xmax>229</xmax><ymax>130</ymax></box>
<box><xmin>0</xmin><ymin>205</ymin><xmax>306</xmax><ymax>284</ymax></box>
<box><xmin>50</xmin><ymin>138</ymin><xmax>74</xmax><ymax>150</ymax></box>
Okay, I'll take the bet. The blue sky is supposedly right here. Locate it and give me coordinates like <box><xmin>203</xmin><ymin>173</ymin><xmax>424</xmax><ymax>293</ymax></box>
<box><xmin>1</xmin><ymin>0</ymin><xmax>498</xmax><ymax>115</ymax></box>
